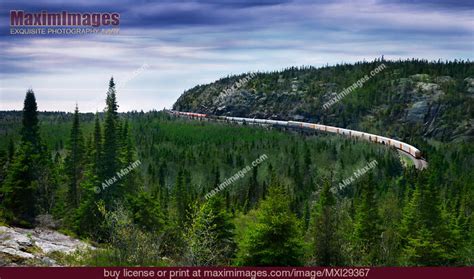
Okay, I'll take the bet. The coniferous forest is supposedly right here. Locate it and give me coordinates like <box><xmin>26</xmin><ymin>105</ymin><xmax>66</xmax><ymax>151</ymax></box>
<box><xmin>0</xmin><ymin>62</ymin><xmax>473</xmax><ymax>267</ymax></box>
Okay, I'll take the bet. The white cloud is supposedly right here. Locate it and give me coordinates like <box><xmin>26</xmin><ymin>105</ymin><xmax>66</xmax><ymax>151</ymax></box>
<box><xmin>1</xmin><ymin>0</ymin><xmax>472</xmax><ymax>112</ymax></box>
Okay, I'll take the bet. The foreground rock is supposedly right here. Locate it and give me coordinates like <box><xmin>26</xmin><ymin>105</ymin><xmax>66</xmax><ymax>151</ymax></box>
<box><xmin>0</xmin><ymin>226</ymin><xmax>93</xmax><ymax>266</ymax></box>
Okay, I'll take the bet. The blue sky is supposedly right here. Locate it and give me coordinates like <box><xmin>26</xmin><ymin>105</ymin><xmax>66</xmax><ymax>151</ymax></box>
<box><xmin>0</xmin><ymin>0</ymin><xmax>473</xmax><ymax>112</ymax></box>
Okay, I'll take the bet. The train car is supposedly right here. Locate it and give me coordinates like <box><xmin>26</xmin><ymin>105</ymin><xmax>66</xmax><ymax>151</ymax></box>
<box><xmin>254</xmin><ymin>118</ymin><xmax>268</xmax><ymax>124</ymax></box>
<box><xmin>193</xmin><ymin>112</ymin><xmax>204</xmax><ymax>117</ymax></box>
<box><xmin>274</xmin><ymin>120</ymin><xmax>288</xmax><ymax>126</ymax></box>
<box><xmin>413</xmin><ymin>148</ymin><xmax>422</xmax><ymax>159</ymax></box>
<box><xmin>389</xmin><ymin>139</ymin><xmax>401</xmax><ymax>150</ymax></box>
<box><xmin>207</xmin><ymin>115</ymin><xmax>226</xmax><ymax>120</ymax></box>
<box><xmin>263</xmin><ymin>119</ymin><xmax>283</xmax><ymax>126</ymax></box>
<box><xmin>313</xmin><ymin>124</ymin><xmax>326</xmax><ymax>132</ymax></box>
<box><xmin>192</xmin><ymin>112</ymin><xmax>207</xmax><ymax>118</ymax></box>
<box><xmin>241</xmin><ymin>117</ymin><xmax>255</xmax><ymax>123</ymax></box>
<box><xmin>169</xmin><ymin>110</ymin><xmax>424</xmax><ymax>160</ymax></box>
<box><xmin>301</xmin><ymin>122</ymin><xmax>314</xmax><ymax>129</ymax></box>
<box><xmin>350</xmin><ymin>130</ymin><xmax>362</xmax><ymax>138</ymax></box>
<box><xmin>405</xmin><ymin>144</ymin><xmax>422</xmax><ymax>159</ymax></box>
<box><xmin>339</xmin><ymin>128</ymin><xmax>351</xmax><ymax>136</ymax></box>
<box><xmin>326</xmin><ymin>126</ymin><xmax>337</xmax><ymax>133</ymax></box>
<box><xmin>288</xmin><ymin>121</ymin><xmax>305</xmax><ymax>128</ymax></box>
<box><xmin>377</xmin><ymin>136</ymin><xmax>390</xmax><ymax>145</ymax></box>
<box><xmin>226</xmin><ymin>117</ymin><xmax>245</xmax><ymax>122</ymax></box>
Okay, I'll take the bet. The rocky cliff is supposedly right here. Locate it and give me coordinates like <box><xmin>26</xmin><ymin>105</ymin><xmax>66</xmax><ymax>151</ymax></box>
<box><xmin>174</xmin><ymin>61</ymin><xmax>474</xmax><ymax>142</ymax></box>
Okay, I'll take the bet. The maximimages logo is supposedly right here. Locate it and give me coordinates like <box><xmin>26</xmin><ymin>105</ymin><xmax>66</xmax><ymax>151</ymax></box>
<box><xmin>10</xmin><ymin>10</ymin><xmax>120</xmax><ymax>35</ymax></box>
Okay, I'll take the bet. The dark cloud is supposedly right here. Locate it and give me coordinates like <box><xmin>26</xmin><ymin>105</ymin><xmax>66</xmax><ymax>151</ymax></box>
<box><xmin>382</xmin><ymin>0</ymin><xmax>474</xmax><ymax>10</ymax></box>
<box><xmin>1</xmin><ymin>0</ymin><xmax>472</xmax><ymax>111</ymax></box>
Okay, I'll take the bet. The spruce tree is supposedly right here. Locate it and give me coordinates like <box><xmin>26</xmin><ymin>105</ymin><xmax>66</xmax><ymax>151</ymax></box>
<box><xmin>158</xmin><ymin>162</ymin><xmax>168</xmax><ymax>213</ymax></box>
<box><xmin>21</xmin><ymin>90</ymin><xmax>41</xmax><ymax>151</ymax></box>
<box><xmin>74</xmin><ymin>113</ymin><xmax>105</xmax><ymax>240</ymax></box>
<box><xmin>244</xmin><ymin>166</ymin><xmax>259</xmax><ymax>212</ymax></box>
<box><xmin>174</xmin><ymin>168</ymin><xmax>188</xmax><ymax>224</ymax></box>
<box><xmin>2</xmin><ymin>90</ymin><xmax>44</xmax><ymax>226</ymax></box>
<box><xmin>93</xmin><ymin>112</ymin><xmax>102</xmax><ymax>176</ymax></box>
<box><xmin>352</xmin><ymin>174</ymin><xmax>381</xmax><ymax>264</ymax></box>
<box><xmin>102</xmin><ymin>78</ymin><xmax>121</xmax><ymax>204</ymax></box>
<box><xmin>7</xmin><ymin>138</ymin><xmax>15</xmax><ymax>161</ymax></box>
<box><xmin>128</xmin><ymin>191</ymin><xmax>164</xmax><ymax>232</ymax></box>
<box><xmin>311</xmin><ymin>179</ymin><xmax>342</xmax><ymax>265</ymax></box>
<box><xmin>2</xmin><ymin>143</ymin><xmax>38</xmax><ymax>226</ymax></box>
<box><xmin>400</xmin><ymin>175</ymin><xmax>449</xmax><ymax>265</ymax></box>
<box><xmin>120</xmin><ymin>120</ymin><xmax>138</xmax><ymax>194</ymax></box>
<box><xmin>236</xmin><ymin>179</ymin><xmax>304</xmax><ymax>266</ymax></box>
<box><xmin>65</xmin><ymin>104</ymin><xmax>84</xmax><ymax>208</ymax></box>
<box><xmin>185</xmin><ymin>196</ymin><xmax>236</xmax><ymax>265</ymax></box>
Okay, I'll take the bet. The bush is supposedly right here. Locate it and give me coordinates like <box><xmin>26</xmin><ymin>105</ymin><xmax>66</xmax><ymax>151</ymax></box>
<box><xmin>81</xmin><ymin>203</ymin><xmax>166</xmax><ymax>266</ymax></box>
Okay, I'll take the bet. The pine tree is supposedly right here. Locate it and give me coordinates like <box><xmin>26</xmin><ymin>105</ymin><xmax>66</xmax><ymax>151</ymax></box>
<box><xmin>158</xmin><ymin>162</ymin><xmax>168</xmax><ymax>213</ymax></box>
<box><xmin>400</xmin><ymin>174</ymin><xmax>449</xmax><ymax>265</ymax></box>
<box><xmin>102</xmin><ymin>78</ymin><xmax>121</xmax><ymax>204</ymax></box>
<box><xmin>74</xmin><ymin>113</ymin><xmax>105</xmax><ymax>240</ymax></box>
<box><xmin>311</xmin><ymin>179</ymin><xmax>342</xmax><ymax>265</ymax></box>
<box><xmin>1</xmin><ymin>143</ymin><xmax>38</xmax><ymax>226</ymax></box>
<box><xmin>7</xmin><ymin>138</ymin><xmax>15</xmax><ymax>161</ymax></box>
<box><xmin>1</xmin><ymin>90</ymin><xmax>46</xmax><ymax>226</ymax></box>
<box><xmin>120</xmin><ymin>120</ymin><xmax>138</xmax><ymax>194</ymax></box>
<box><xmin>174</xmin><ymin>168</ymin><xmax>188</xmax><ymax>224</ymax></box>
<box><xmin>245</xmin><ymin>166</ymin><xmax>259</xmax><ymax>212</ymax></box>
<box><xmin>236</xmin><ymin>179</ymin><xmax>304</xmax><ymax>266</ymax></box>
<box><xmin>352</xmin><ymin>174</ymin><xmax>381</xmax><ymax>264</ymax></box>
<box><xmin>65</xmin><ymin>104</ymin><xmax>84</xmax><ymax>208</ymax></box>
<box><xmin>185</xmin><ymin>196</ymin><xmax>236</xmax><ymax>265</ymax></box>
<box><xmin>20</xmin><ymin>90</ymin><xmax>41</xmax><ymax>151</ymax></box>
<box><xmin>93</xmin><ymin>112</ymin><xmax>102</xmax><ymax>177</ymax></box>
<box><xmin>128</xmin><ymin>191</ymin><xmax>164</xmax><ymax>232</ymax></box>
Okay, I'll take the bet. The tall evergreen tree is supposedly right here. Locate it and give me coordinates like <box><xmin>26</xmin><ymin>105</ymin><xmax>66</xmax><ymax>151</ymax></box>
<box><xmin>311</xmin><ymin>179</ymin><xmax>343</xmax><ymax>265</ymax></box>
<box><xmin>128</xmin><ymin>191</ymin><xmax>164</xmax><ymax>232</ymax></box>
<box><xmin>74</xmin><ymin>113</ymin><xmax>104</xmax><ymax>240</ymax></box>
<box><xmin>352</xmin><ymin>174</ymin><xmax>381</xmax><ymax>264</ymax></box>
<box><xmin>7</xmin><ymin>138</ymin><xmax>15</xmax><ymax>161</ymax></box>
<box><xmin>244</xmin><ymin>166</ymin><xmax>259</xmax><ymax>212</ymax></box>
<box><xmin>236</xmin><ymin>179</ymin><xmax>304</xmax><ymax>266</ymax></box>
<box><xmin>120</xmin><ymin>120</ymin><xmax>138</xmax><ymax>194</ymax></box>
<box><xmin>185</xmin><ymin>196</ymin><xmax>236</xmax><ymax>265</ymax></box>
<box><xmin>65</xmin><ymin>104</ymin><xmax>84</xmax><ymax>208</ymax></box>
<box><xmin>174</xmin><ymin>168</ymin><xmax>188</xmax><ymax>224</ymax></box>
<box><xmin>400</xmin><ymin>174</ymin><xmax>450</xmax><ymax>265</ymax></box>
<box><xmin>93</xmin><ymin>112</ymin><xmax>102</xmax><ymax>176</ymax></box>
<box><xmin>102</xmin><ymin>78</ymin><xmax>121</xmax><ymax>204</ymax></box>
<box><xmin>2</xmin><ymin>143</ymin><xmax>38</xmax><ymax>226</ymax></box>
<box><xmin>20</xmin><ymin>90</ymin><xmax>41</xmax><ymax>151</ymax></box>
<box><xmin>1</xmin><ymin>90</ymin><xmax>46</xmax><ymax>226</ymax></box>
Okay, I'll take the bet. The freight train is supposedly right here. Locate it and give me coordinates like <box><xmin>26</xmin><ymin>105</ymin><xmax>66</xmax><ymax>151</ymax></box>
<box><xmin>167</xmin><ymin>110</ymin><xmax>423</xmax><ymax>159</ymax></box>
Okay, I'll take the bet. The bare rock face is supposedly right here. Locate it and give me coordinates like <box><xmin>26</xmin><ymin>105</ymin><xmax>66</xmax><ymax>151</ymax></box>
<box><xmin>405</xmin><ymin>81</ymin><xmax>445</xmax><ymax>124</ymax></box>
<box><xmin>173</xmin><ymin>71</ymin><xmax>473</xmax><ymax>142</ymax></box>
<box><xmin>465</xmin><ymin>77</ymin><xmax>474</xmax><ymax>94</ymax></box>
<box><xmin>0</xmin><ymin>225</ymin><xmax>93</xmax><ymax>266</ymax></box>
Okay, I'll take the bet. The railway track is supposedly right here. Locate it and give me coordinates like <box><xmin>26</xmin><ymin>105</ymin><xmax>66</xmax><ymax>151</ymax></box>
<box><xmin>167</xmin><ymin>110</ymin><xmax>428</xmax><ymax>170</ymax></box>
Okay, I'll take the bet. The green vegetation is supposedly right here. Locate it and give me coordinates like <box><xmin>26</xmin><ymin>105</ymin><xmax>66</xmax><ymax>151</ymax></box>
<box><xmin>235</xmin><ymin>181</ymin><xmax>305</xmax><ymax>266</ymax></box>
<box><xmin>175</xmin><ymin>59</ymin><xmax>474</xmax><ymax>143</ymax></box>
<box><xmin>0</xmin><ymin>62</ymin><xmax>473</xmax><ymax>266</ymax></box>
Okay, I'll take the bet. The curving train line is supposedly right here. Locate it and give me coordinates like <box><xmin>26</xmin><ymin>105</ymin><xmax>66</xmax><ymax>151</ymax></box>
<box><xmin>167</xmin><ymin>110</ymin><xmax>428</xmax><ymax>170</ymax></box>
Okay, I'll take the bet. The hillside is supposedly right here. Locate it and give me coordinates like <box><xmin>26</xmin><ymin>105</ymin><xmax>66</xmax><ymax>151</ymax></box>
<box><xmin>1</xmin><ymin>77</ymin><xmax>472</xmax><ymax>267</ymax></box>
<box><xmin>174</xmin><ymin>59</ymin><xmax>474</xmax><ymax>143</ymax></box>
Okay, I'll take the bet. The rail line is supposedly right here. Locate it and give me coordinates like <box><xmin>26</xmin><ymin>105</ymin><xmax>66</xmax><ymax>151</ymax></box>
<box><xmin>166</xmin><ymin>110</ymin><xmax>428</xmax><ymax>170</ymax></box>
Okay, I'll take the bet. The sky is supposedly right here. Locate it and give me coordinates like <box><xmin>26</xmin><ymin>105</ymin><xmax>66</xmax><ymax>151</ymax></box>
<box><xmin>0</xmin><ymin>0</ymin><xmax>473</xmax><ymax>112</ymax></box>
